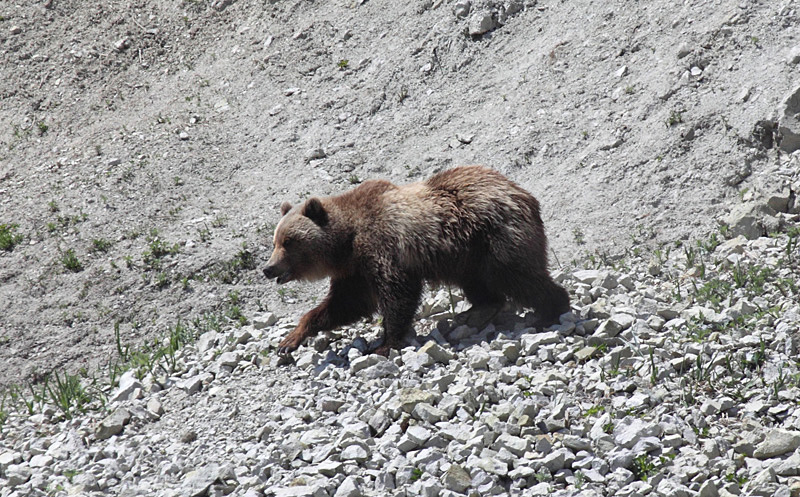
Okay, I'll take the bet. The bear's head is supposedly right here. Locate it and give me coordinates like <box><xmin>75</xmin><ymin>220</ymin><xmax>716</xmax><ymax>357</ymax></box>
<box><xmin>263</xmin><ymin>198</ymin><xmax>333</xmax><ymax>284</ymax></box>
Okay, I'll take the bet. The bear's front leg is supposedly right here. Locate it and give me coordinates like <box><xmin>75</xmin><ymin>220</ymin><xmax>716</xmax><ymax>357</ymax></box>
<box><xmin>374</xmin><ymin>276</ymin><xmax>423</xmax><ymax>356</ymax></box>
<box><xmin>277</xmin><ymin>275</ymin><xmax>375</xmax><ymax>354</ymax></box>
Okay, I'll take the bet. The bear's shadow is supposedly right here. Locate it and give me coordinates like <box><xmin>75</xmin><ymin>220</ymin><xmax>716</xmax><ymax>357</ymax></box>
<box><xmin>305</xmin><ymin>309</ymin><xmax>540</xmax><ymax>373</ymax></box>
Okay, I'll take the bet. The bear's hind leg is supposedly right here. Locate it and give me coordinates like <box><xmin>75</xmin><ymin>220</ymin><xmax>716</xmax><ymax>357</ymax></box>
<box><xmin>505</xmin><ymin>270</ymin><xmax>570</xmax><ymax>327</ymax></box>
<box><xmin>451</xmin><ymin>276</ymin><xmax>505</xmax><ymax>330</ymax></box>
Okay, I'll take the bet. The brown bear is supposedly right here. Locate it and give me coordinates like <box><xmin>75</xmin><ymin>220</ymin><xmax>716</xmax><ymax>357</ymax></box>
<box><xmin>263</xmin><ymin>165</ymin><xmax>570</xmax><ymax>355</ymax></box>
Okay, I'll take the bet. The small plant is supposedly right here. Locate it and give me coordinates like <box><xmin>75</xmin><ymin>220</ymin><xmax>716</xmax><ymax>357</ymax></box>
<box><xmin>0</xmin><ymin>223</ymin><xmax>23</xmax><ymax>251</ymax></box>
<box><xmin>699</xmin><ymin>233</ymin><xmax>719</xmax><ymax>253</ymax></box>
<box><xmin>48</xmin><ymin>200</ymin><xmax>60</xmax><ymax>213</ymax></box>
<box><xmin>649</xmin><ymin>347</ymin><xmax>659</xmax><ymax>385</ymax></box>
<box><xmin>91</xmin><ymin>238</ymin><xmax>113</xmax><ymax>253</ymax></box>
<box><xmin>63</xmin><ymin>469</ymin><xmax>82</xmax><ymax>483</ymax></box>
<box><xmin>61</xmin><ymin>249</ymin><xmax>83</xmax><ymax>272</ymax></box>
<box><xmin>632</xmin><ymin>454</ymin><xmax>657</xmax><ymax>481</ymax></box>
<box><xmin>726</xmin><ymin>472</ymin><xmax>748</xmax><ymax>486</ymax></box>
<box><xmin>207</xmin><ymin>243</ymin><xmax>257</xmax><ymax>284</ymax></box>
<box><xmin>683</xmin><ymin>245</ymin><xmax>696</xmax><ymax>266</ymax></box>
<box><xmin>574</xmin><ymin>470</ymin><xmax>585</xmax><ymax>489</ymax></box>
<box><xmin>155</xmin><ymin>272</ymin><xmax>170</xmax><ymax>289</ymax></box>
<box><xmin>197</xmin><ymin>224</ymin><xmax>212</xmax><ymax>242</ymax></box>
<box><xmin>410</xmin><ymin>467</ymin><xmax>423</xmax><ymax>482</ymax></box>
<box><xmin>666</xmin><ymin>110</ymin><xmax>683</xmax><ymax>127</ymax></box>
<box><xmin>348</xmin><ymin>174</ymin><xmax>360</xmax><ymax>184</ymax></box>
<box><xmin>337</xmin><ymin>59</ymin><xmax>349</xmax><ymax>69</ymax></box>
<box><xmin>786</xmin><ymin>227</ymin><xmax>800</xmax><ymax>261</ymax></box>
<box><xmin>624</xmin><ymin>85</ymin><xmax>635</xmax><ymax>94</ymax></box>
<box><xmin>583</xmin><ymin>405</ymin><xmax>605</xmax><ymax>417</ymax></box>
<box><xmin>572</xmin><ymin>227</ymin><xmax>586</xmax><ymax>245</ymax></box>
<box><xmin>0</xmin><ymin>393</ymin><xmax>8</xmax><ymax>433</ymax></box>
<box><xmin>398</xmin><ymin>86</ymin><xmax>409</xmax><ymax>103</ymax></box>
<box><xmin>142</xmin><ymin>229</ymin><xmax>180</xmax><ymax>270</ymax></box>
<box><xmin>226</xmin><ymin>304</ymin><xmax>248</xmax><ymax>326</ymax></box>
<box><xmin>211</xmin><ymin>215</ymin><xmax>228</xmax><ymax>228</ymax></box>
<box><xmin>37</xmin><ymin>121</ymin><xmax>49</xmax><ymax>135</ymax></box>
<box><xmin>277</xmin><ymin>287</ymin><xmax>299</xmax><ymax>303</ymax></box>
<box><xmin>46</xmin><ymin>371</ymin><xmax>92</xmax><ymax>419</ymax></box>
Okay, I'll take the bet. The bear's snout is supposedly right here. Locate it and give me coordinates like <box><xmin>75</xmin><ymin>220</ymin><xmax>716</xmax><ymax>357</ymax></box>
<box><xmin>263</xmin><ymin>264</ymin><xmax>292</xmax><ymax>284</ymax></box>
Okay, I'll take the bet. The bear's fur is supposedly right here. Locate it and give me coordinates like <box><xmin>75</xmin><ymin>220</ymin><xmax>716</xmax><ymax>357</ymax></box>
<box><xmin>263</xmin><ymin>165</ymin><xmax>570</xmax><ymax>354</ymax></box>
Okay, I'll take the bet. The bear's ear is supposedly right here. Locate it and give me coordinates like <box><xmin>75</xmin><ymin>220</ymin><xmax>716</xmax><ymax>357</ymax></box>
<box><xmin>303</xmin><ymin>197</ymin><xmax>328</xmax><ymax>226</ymax></box>
<box><xmin>280</xmin><ymin>201</ymin><xmax>292</xmax><ymax>216</ymax></box>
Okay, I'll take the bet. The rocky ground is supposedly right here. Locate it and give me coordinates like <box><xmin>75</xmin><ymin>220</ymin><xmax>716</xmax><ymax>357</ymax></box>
<box><xmin>2</xmin><ymin>219</ymin><xmax>800</xmax><ymax>496</ymax></box>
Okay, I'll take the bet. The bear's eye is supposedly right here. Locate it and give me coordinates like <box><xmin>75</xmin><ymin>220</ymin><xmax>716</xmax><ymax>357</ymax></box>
<box><xmin>283</xmin><ymin>237</ymin><xmax>294</xmax><ymax>248</ymax></box>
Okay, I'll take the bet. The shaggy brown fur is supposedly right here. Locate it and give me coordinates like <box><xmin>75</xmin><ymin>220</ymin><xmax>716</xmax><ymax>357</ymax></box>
<box><xmin>263</xmin><ymin>165</ymin><xmax>570</xmax><ymax>354</ymax></box>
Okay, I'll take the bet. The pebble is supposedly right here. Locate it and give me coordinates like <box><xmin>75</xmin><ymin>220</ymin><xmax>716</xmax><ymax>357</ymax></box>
<box><xmin>468</xmin><ymin>11</ymin><xmax>496</xmax><ymax>36</ymax></box>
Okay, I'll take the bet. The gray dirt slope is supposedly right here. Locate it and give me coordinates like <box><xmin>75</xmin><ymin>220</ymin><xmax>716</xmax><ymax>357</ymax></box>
<box><xmin>0</xmin><ymin>0</ymin><xmax>798</xmax><ymax>386</ymax></box>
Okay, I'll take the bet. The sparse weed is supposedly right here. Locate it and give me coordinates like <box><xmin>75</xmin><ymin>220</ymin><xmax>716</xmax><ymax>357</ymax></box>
<box><xmin>785</xmin><ymin>227</ymin><xmax>800</xmax><ymax>261</ymax></box>
<box><xmin>142</xmin><ymin>229</ymin><xmax>180</xmax><ymax>270</ymax></box>
<box><xmin>91</xmin><ymin>238</ymin><xmax>113</xmax><ymax>253</ymax></box>
<box><xmin>155</xmin><ymin>272</ymin><xmax>170</xmax><ymax>289</ymax></box>
<box><xmin>574</xmin><ymin>470</ymin><xmax>585</xmax><ymax>489</ymax></box>
<box><xmin>198</xmin><ymin>224</ymin><xmax>212</xmax><ymax>242</ymax></box>
<box><xmin>277</xmin><ymin>287</ymin><xmax>299</xmax><ymax>303</ymax></box>
<box><xmin>61</xmin><ymin>249</ymin><xmax>83</xmax><ymax>272</ymax></box>
<box><xmin>666</xmin><ymin>110</ymin><xmax>683</xmax><ymax>127</ymax></box>
<box><xmin>572</xmin><ymin>227</ymin><xmax>586</xmax><ymax>245</ymax></box>
<box><xmin>46</xmin><ymin>371</ymin><xmax>92</xmax><ymax>419</ymax></box>
<box><xmin>583</xmin><ymin>405</ymin><xmax>605</xmax><ymax>417</ymax></box>
<box><xmin>211</xmin><ymin>215</ymin><xmax>227</xmax><ymax>228</ymax></box>
<box><xmin>683</xmin><ymin>245</ymin><xmax>696</xmax><ymax>267</ymax></box>
<box><xmin>209</xmin><ymin>242</ymin><xmax>257</xmax><ymax>284</ymax></box>
<box><xmin>632</xmin><ymin>454</ymin><xmax>657</xmax><ymax>481</ymax></box>
<box><xmin>699</xmin><ymin>233</ymin><xmax>720</xmax><ymax>253</ymax></box>
<box><xmin>0</xmin><ymin>223</ymin><xmax>23</xmax><ymax>251</ymax></box>
<box><xmin>0</xmin><ymin>395</ymin><xmax>7</xmax><ymax>433</ymax></box>
<box><xmin>398</xmin><ymin>86</ymin><xmax>409</xmax><ymax>103</ymax></box>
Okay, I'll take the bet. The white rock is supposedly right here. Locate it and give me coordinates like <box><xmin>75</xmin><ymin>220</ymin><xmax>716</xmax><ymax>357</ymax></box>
<box><xmin>614</xmin><ymin>417</ymin><xmax>662</xmax><ymax>449</ymax></box>
<box><xmin>442</xmin><ymin>463</ymin><xmax>471</xmax><ymax>492</ymax></box>
<box><xmin>753</xmin><ymin>429</ymin><xmax>800</xmax><ymax>459</ymax></box>
<box><xmin>334</xmin><ymin>475</ymin><xmax>362</xmax><ymax>497</ymax></box>
<box><xmin>419</xmin><ymin>341</ymin><xmax>455</xmax><ymax>363</ymax></box>
<box><xmin>468</xmin><ymin>11</ymin><xmax>496</xmax><ymax>36</ymax></box>
<box><xmin>95</xmin><ymin>408</ymin><xmax>132</xmax><ymax>440</ymax></box>
<box><xmin>111</xmin><ymin>370</ymin><xmax>143</xmax><ymax>402</ymax></box>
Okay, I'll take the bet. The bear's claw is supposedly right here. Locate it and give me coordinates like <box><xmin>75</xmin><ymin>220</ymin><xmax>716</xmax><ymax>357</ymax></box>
<box><xmin>277</xmin><ymin>332</ymin><xmax>305</xmax><ymax>355</ymax></box>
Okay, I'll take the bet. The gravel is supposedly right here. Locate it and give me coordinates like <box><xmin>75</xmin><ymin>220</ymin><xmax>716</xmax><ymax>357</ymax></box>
<box><xmin>2</xmin><ymin>227</ymin><xmax>800</xmax><ymax>496</ymax></box>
